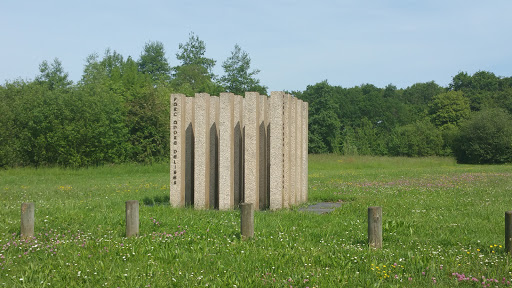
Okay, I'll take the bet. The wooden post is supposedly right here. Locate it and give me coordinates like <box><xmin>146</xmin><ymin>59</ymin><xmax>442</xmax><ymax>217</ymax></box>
<box><xmin>368</xmin><ymin>206</ymin><xmax>382</xmax><ymax>249</ymax></box>
<box><xmin>21</xmin><ymin>202</ymin><xmax>34</xmax><ymax>239</ymax></box>
<box><xmin>240</xmin><ymin>203</ymin><xmax>254</xmax><ymax>240</ymax></box>
<box><xmin>126</xmin><ymin>200</ymin><xmax>139</xmax><ymax>237</ymax></box>
<box><xmin>506</xmin><ymin>211</ymin><xmax>512</xmax><ymax>254</ymax></box>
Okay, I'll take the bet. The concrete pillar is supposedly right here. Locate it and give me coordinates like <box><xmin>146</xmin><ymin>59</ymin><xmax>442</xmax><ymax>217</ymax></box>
<box><xmin>219</xmin><ymin>93</ymin><xmax>235</xmax><ymax>210</ymax></box>
<box><xmin>194</xmin><ymin>93</ymin><xmax>211</xmax><ymax>209</ymax></box>
<box><xmin>170</xmin><ymin>94</ymin><xmax>186</xmax><ymax>207</ymax></box>
<box><xmin>233</xmin><ymin>95</ymin><xmax>243</xmax><ymax>207</ymax></box>
<box><xmin>243</xmin><ymin>92</ymin><xmax>260</xmax><ymax>210</ymax></box>
<box><xmin>126</xmin><ymin>200</ymin><xmax>139</xmax><ymax>237</ymax></box>
<box><xmin>185</xmin><ymin>96</ymin><xmax>195</xmax><ymax>206</ymax></box>
<box><xmin>209</xmin><ymin>96</ymin><xmax>220</xmax><ymax>209</ymax></box>
<box><xmin>266</xmin><ymin>97</ymin><xmax>271</xmax><ymax>209</ymax></box>
<box><xmin>302</xmin><ymin>102</ymin><xmax>309</xmax><ymax>202</ymax></box>
<box><xmin>282</xmin><ymin>94</ymin><xmax>291</xmax><ymax>208</ymax></box>
<box><xmin>20</xmin><ymin>202</ymin><xmax>34</xmax><ymax>239</ymax></box>
<box><xmin>289</xmin><ymin>96</ymin><xmax>297</xmax><ymax>206</ymax></box>
<box><xmin>269</xmin><ymin>91</ymin><xmax>284</xmax><ymax>210</ymax></box>
<box><xmin>258</xmin><ymin>94</ymin><xmax>268</xmax><ymax>210</ymax></box>
<box><xmin>296</xmin><ymin>99</ymin><xmax>303</xmax><ymax>204</ymax></box>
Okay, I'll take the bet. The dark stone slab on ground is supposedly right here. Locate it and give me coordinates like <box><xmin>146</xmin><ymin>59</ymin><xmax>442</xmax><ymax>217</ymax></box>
<box><xmin>299</xmin><ymin>202</ymin><xmax>343</xmax><ymax>214</ymax></box>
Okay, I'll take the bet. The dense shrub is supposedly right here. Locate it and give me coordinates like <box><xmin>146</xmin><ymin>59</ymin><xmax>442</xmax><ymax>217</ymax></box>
<box><xmin>388</xmin><ymin>119</ymin><xmax>444</xmax><ymax>157</ymax></box>
<box><xmin>452</xmin><ymin>108</ymin><xmax>512</xmax><ymax>164</ymax></box>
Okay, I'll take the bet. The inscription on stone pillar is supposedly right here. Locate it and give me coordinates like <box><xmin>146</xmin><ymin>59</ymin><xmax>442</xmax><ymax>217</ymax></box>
<box><xmin>170</xmin><ymin>94</ymin><xmax>186</xmax><ymax>207</ymax></box>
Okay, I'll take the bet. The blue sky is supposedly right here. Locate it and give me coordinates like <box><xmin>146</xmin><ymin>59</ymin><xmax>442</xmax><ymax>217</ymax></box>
<box><xmin>1</xmin><ymin>0</ymin><xmax>511</xmax><ymax>92</ymax></box>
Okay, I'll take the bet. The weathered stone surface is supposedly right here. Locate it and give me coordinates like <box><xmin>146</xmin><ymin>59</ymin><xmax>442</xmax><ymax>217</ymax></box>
<box><xmin>209</xmin><ymin>96</ymin><xmax>219</xmax><ymax>209</ymax></box>
<box><xmin>296</xmin><ymin>99</ymin><xmax>303</xmax><ymax>203</ymax></box>
<box><xmin>243</xmin><ymin>92</ymin><xmax>260</xmax><ymax>209</ymax></box>
<box><xmin>282</xmin><ymin>93</ymin><xmax>290</xmax><ymax>208</ymax></box>
<box><xmin>258</xmin><ymin>94</ymin><xmax>268</xmax><ymax>210</ymax></box>
<box><xmin>219</xmin><ymin>93</ymin><xmax>234</xmax><ymax>210</ymax></box>
<box><xmin>302</xmin><ymin>101</ymin><xmax>309</xmax><ymax>203</ymax></box>
<box><xmin>185</xmin><ymin>96</ymin><xmax>195</xmax><ymax>206</ymax></box>
<box><xmin>170</xmin><ymin>94</ymin><xmax>186</xmax><ymax>207</ymax></box>
<box><xmin>233</xmin><ymin>95</ymin><xmax>243</xmax><ymax>208</ymax></box>
<box><xmin>194</xmin><ymin>93</ymin><xmax>211</xmax><ymax>209</ymax></box>
<box><xmin>289</xmin><ymin>96</ymin><xmax>296</xmax><ymax>206</ymax></box>
<box><xmin>170</xmin><ymin>91</ymin><xmax>308</xmax><ymax>211</ymax></box>
<box><xmin>269</xmin><ymin>91</ymin><xmax>284</xmax><ymax>210</ymax></box>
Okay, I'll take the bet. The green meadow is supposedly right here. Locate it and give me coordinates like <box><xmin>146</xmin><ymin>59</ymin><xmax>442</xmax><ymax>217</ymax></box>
<box><xmin>1</xmin><ymin>155</ymin><xmax>512</xmax><ymax>287</ymax></box>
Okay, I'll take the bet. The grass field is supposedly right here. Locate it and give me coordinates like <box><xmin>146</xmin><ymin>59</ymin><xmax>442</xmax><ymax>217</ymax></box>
<box><xmin>1</xmin><ymin>155</ymin><xmax>512</xmax><ymax>287</ymax></box>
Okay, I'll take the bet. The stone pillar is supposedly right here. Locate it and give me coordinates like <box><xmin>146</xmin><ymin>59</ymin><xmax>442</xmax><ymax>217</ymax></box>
<box><xmin>282</xmin><ymin>94</ymin><xmax>291</xmax><ymax>208</ymax></box>
<box><xmin>289</xmin><ymin>96</ymin><xmax>297</xmax><ymax>206</ymax></box>
<box><xmin>185</xmin><ymin>96</ymin><xmax>195</xmax><ymax>206</ymax></box>
<box><xmin>233</xmin><ymin>95</ymin><xmax>243</xmax><ymax>207</ymax></box>
<box><xmin>209</xmin><ymin>96</ymin><xmax>220</xmax><ymax>209</ymax></box>
<box><xmin>258</xmin><ymin>94</ymin><xmax>268</xmax><ymax>210</ymax></box>
<box><xmin>170</xmin><ymin>94</ymin><xmax>186</xmax><ymax>207</ymax></box>
<box><xmin>269</xmin><ymin>91</ymin><xmax>284</xmax><ymax>210</ymax></box>
<box><xmin>194</xmin><ymin>93</ymin><xmax>211</xmax><ymax>209</ymax></box>
<box><xmin>266</xmin><ymin>98</ymin><xmax>271</xmax><ymax>209</ymax></box>
<box><xmin>219</xmin><ymin>93</ymin><xmax>235</xmax><ymax>210</ymax></box>
<box><xmin>296</xmin><ymin>99</ymin><xmax>303</xmax><ymax>204</ymax></box>
<box><xmin>243</xmin><ymin>92</ymin><xmax>260</xmax><ymax>210</ymax></box>
<box><xmin>302</xmin><ymin>102</ymin><xmax>309</xmax><ymax>202</ymax></box>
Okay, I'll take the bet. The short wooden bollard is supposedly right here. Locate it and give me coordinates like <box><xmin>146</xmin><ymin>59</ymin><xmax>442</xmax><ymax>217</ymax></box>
<box><xmin>125</xmin><ymin>200</ymin><xmax>139</xmax><ymax>237</ymax></box>
<box><xmin>506</xmin><ymin>211</ymin><xmax>512</xmax><ymax>254</ymax></box>
<box><xmin>240</xmin><ymin>203</ymin><xmax>254</xmax><ymax>240</ymax></box>
<box><xmin>21</xmin><ymin>202</ymin><xmax>35</xmax><ymax>239</ymax></box>
<box><xmin>368</xmin><ymin>206</ymin><xmax>382</xmax><ymax>249</ymax></box>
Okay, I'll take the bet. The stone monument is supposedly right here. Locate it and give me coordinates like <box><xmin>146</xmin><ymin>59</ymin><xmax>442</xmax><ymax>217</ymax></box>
<box><xmin>170</xmin><ymin>91</ymin><xmax>308</xmax><ymax>210</ymax></box>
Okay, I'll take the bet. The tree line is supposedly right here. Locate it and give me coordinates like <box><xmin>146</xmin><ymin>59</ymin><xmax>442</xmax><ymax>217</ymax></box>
<box><xmin>1</xmin><ymin>32</ymin><xmax>511</xmax><ymax>167</ymax></box>
<box><xmin>295</xmin><ymin>72</ymin><xmax>512</xmax><ymax>164</ymax></box>
<box><xmin>0</xmin><ymin>33</ymin><xmax>266</xmax><ymax>167</ymax></box>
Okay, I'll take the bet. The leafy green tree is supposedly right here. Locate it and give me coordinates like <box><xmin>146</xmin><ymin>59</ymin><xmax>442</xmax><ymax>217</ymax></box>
<box><xmin>453</xmin><ymin>108</ymin><xmax>512</xmax><ymax>164</ymax></box>
<box><xmin>430</xmin><ymin>91</ymin><xmax>470</xmax><ymax>130</ymax></box>
<box><xmin>35</xmin><ymin>58</ymin><xmax>72</xmax><ymax>90</ymax></box>
<box><xmin>0</xmin><ymin>83</ymin><xmax>17</xmax><ymax>166</ymax></box>
<box><xmin>138</xmin><ymin>41</ymin><xmax>171</xmax><ymax>84</ymax></box>
<box><xmin>402</xmin><ymin>81</ymin><xmax>444</xmax><ymax>106</ymax></box>
<box><xmin>353</xmin><ymin>118</ymin><xmax>388</xmax><ymax>156</ymax></box>
<box><xmin>171</xmin><ymin>32</ymin><xmax>222</xmax><ymax>96</ymax></box>
<box><xmin>220</xmin><ymin>44</ymin><xmax>267</xmax><ymax>95</ymax></box>
<box><xmin>449</xmin><ymin>72</ymin><xmax>472</xmax><ymax>92</ymax></box>
<box><xmin>175</xmin><ymin>32</ymin><xmax>216</xmax><ymax>74</ymax></box>
<box><xmin>388</xmin><ymin>119</ymin><xmax>444</xmax><ymax>157</ymax></box>
<box><xmin>341</xmin><ymin>127</ymin><xmax>358</xmax><ymax>156</ymax></box>
<box><xmin>449</xmin><ymin>71</ymin><xmax>505</xmax><ymax>111</ymax></box>
<box><xmin>300</xmin><ymin>81</ymin><xmax>342</xmax><ymax>153</ymax></box>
